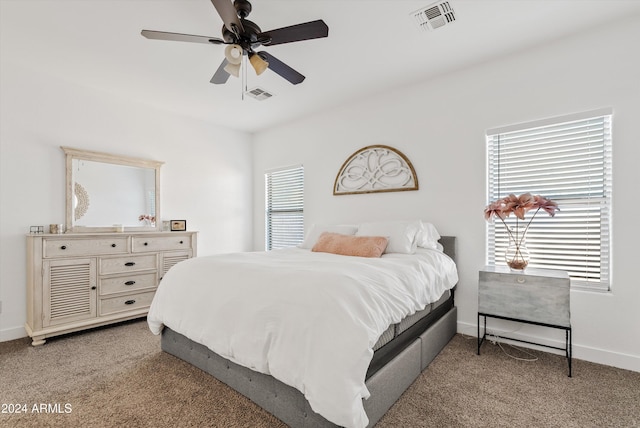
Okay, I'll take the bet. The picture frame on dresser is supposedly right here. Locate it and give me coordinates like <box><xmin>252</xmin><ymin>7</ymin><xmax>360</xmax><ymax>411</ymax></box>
<box><xmin>170</xmin><ymin>220</ymin><xmax>187</xmax><ymax>232</ymax></box>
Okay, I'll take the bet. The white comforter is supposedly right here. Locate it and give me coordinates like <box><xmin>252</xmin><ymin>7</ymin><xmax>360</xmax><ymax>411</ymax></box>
<box><xmin>147</xmin><ymin>247</ymin><xmax>458</xmax><ymax>428</ymax></box>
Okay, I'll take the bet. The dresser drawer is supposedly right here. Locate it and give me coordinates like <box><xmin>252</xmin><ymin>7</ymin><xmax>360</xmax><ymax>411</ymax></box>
<box><xmin>43</xmin><ymin>237</ymin><xmax>129</xmax><ymax>258</ymax></box>
<box><xmin>99</xmin><ymin>272</ymin><xmax>158</xmax><ymax>295</ymax></box>
<box><xmin>479</xmin><ymin>268</ymin><xmax>570</xmax><ymax>327</ymax></box>
<box><xmin>100</xmin><ymin>254</ymin><xmax>157</xmax><ymax>275</ymax></box>
<box><xmin>131</xmin><ymin>235</ymin><xmax>192</xmax><ymax>253</ymax></box>
<box><xmin>99</xmin><ymin>291</ymin><xmax>155</xmax><ymax>316</ymax></box>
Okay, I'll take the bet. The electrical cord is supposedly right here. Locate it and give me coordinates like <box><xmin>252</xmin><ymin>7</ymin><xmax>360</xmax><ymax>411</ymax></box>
<box><xmin>485</xmin><ymin>331</ymin><xmax>539</xmax><ymax>362</ymax></box>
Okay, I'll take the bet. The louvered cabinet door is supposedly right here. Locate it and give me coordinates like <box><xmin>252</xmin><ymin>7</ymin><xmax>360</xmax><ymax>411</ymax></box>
<box><xmin>160</xmin><ymin>250</ymin><xmax>192</xmax><ymax>281</ymax></box>
<box><xmin>43</xmin><ymin>258</ymin><xmax>97</xmax><ymax>327</ymax></box>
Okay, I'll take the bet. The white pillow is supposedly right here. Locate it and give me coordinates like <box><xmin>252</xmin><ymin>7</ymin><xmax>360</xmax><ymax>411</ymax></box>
<box><xmin>416</xmin><ymin>221</ymin><xmax>441</xmax><ymax>250</ymax></box>
<box><xmin>356</xmin><ymin>220</ymin><xmax>421</xmax><ymax>254</ymax></box>
<box><xmin>300</xmin><ymin>224</ymin><xmax>358</xmax><ymax>249</ymax></box>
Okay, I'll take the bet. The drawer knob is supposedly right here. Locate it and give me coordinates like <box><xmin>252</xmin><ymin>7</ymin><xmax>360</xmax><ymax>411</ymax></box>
<box><xmin>124</xmin><ymin>299</ymin><xmax>136</xmax><ymax>305</ymax></box>
<box><xmin>124</xmin><ymin>262</ymin><xmax>136</xmax><ymax>267</ymax></box>
<box><xmin>144</xmin><ymin>242</ymin><xmax>148</xmax><ymax>246</ymax></box>
<box><xmin>179</xmin><ymin>240</ymin><xmax>184</xmax><ymax>244</ymax></box>
<box><xmin>111</xmin><ymin>243</ymin><xmax>117</xmax><ymax>248</ymax></box>
<box><xmin>91</xmin><ymin>286</ymin><xmax>96</xmax><ymax>290</ymax></box>
<box><xmin>517</xmin><ymin>277</ymin><xmax>526</xmax><ymax>284</ymax></box>
<box><xmin>124</xmin><ymin>280</ymin><xmax>136</xmax><ymax>286</ymax></box>
<box><xmin>60</xmin><ymin>245</ymin><xmax>67</xmax><ymax>250</ymax></box>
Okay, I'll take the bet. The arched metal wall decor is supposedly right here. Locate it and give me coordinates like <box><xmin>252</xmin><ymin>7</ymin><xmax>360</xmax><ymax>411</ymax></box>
<box><xmin>333</xmin><ymin>145</ymin><xmax>419</xmax><ymax>195</ymax></box>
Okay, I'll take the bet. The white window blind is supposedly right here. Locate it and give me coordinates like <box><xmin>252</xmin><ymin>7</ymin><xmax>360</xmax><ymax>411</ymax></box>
<box><xmin>487</xmin><ymin>110</ymin><xmax>612</xmax><ymax>291</ymax></box>
<box><xmin>265</xmin><ymin>166</ymin><xmax>304</xmax><ymax>250</ymax></box>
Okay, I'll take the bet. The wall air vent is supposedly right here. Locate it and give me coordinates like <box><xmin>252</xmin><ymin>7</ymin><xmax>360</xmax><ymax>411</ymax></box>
<box><xmin>245</xmin><ymin>87</ymin><xmax>274</xmax><ymax>101</ymax></box>
<box><xmin>411</xmin><ymin>1</ymin><xmax>456</xmax><ymax>32</ymax></box>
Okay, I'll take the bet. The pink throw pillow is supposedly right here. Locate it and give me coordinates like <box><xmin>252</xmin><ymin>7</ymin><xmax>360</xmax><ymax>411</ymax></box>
<box><xmin>311</xmin><ymin>232</ymin><xmax>388</xmax><ymax>258</ymax></box>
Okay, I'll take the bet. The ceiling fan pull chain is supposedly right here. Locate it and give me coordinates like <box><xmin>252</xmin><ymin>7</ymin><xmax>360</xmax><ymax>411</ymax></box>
<box><xmin>242</xmin><ymin>56</ymin><xmax>247</xmax><ymax>100</ymax></box>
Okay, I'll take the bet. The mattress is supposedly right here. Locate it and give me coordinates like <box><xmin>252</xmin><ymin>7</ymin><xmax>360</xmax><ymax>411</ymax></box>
<box><xmin>373</xmin><ymin>290</ymin><xmax>451</xmax><ymax>352</ymax></box>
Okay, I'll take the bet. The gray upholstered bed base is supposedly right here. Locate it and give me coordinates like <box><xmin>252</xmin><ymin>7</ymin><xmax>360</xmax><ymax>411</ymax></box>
<box><xmin>160</xmin><ymin>236</ymin><xmax>458</xmax><ymax>427</ymax></box>
<box><xmin>162</xmin><ymin>305</ymin><xmax>456</xmax><ymax>427</ymax></box>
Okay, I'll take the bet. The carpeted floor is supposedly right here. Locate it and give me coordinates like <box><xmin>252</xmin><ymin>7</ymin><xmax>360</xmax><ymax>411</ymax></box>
<box><xmin>1</xmin><ymin>320</ymin><xmax>639</xmax><ymax>427</ymax></box>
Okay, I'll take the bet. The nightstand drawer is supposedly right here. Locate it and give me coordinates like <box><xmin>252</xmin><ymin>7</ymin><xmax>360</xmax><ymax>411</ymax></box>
<box><xmin>479</xmin><ymin>267</ymin><xmax>570</xmax><ymax>327</ymax></box>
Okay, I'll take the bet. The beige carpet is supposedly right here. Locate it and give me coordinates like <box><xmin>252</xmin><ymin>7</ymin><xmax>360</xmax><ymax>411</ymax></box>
<box><xmin>1</xmin><ymin>320</ymin><xmax>639</xmax><ymax>427</ymax></box>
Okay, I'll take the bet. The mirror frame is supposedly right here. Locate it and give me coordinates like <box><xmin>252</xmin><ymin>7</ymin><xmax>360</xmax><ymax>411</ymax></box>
<box><xmin>62</xmin><ymin>146</ymin><xmax>164</xmax><ymax>233</ymax></box>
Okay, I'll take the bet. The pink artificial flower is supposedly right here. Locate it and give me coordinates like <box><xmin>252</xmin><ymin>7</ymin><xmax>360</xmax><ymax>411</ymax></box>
<box><xmin>533</xmin><ymin>195</ymin><xmax>559</xmax><ymax>217</ymax></box>
<box><xmin>484</xmin><ymin>200</ymin><xmax>507</xmax><ymax>221</ymax></box>
<box><xmin>511</xmin><ymin>192</ymin><xmax>535</xmax><ymax>219</ymax></box>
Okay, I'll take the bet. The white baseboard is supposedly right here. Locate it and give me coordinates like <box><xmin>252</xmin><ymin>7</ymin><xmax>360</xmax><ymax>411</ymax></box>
<box><xmin>0</xmin><ymin>325</ymin><xmax>28</xmax><ymax>343</ymax></box>
<box><xmin>458</xmin><ymin>320</ymin><xmax>640</xmax><ymax>373</ymax></box>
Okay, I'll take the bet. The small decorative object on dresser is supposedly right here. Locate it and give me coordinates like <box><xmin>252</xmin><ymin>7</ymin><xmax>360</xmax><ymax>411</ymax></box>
<box><xmin>484</xmin><ymin>193</ymin><xmax>559</xmax><ymax>270</ymax></box>
<box><xmin>25</xmin><ymin>231</ymin><xmax>197</xmax><ymax>346</ymax></box>
<box><xmin>477</xmin><ymin>265</ymin><xmax>572</xmax><ymax>376</ymax></box>
<box><xmin>170</xmin><ymin>220</ymin><xmax>186</xmax><ymax>231</ymax></box>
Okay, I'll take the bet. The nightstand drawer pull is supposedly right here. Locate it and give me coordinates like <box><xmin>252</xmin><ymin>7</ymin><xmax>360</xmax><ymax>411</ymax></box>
<box><xmin>517</xmin><ymin>277</ymin><xmax>526</xmax><ymax>284</ymax></box>
<box><xmin>60</xmin><ymin>245</ymin><xmax>67</xmax><ymax>250</ymax></box>
<box><xmin>124</xmin><ymin>299</ymin><xmax>136</xmax><ymax>305</ymax></box>
<box><xmin>124</xmin><ymin>280</ymin><xmax>136</xmax><ymax>286</ymax></box>
<box><xmin>111</xmin><ymin>243</ymin><xmax>117</xmax><ymax>248</ymax></box>
<box><xmin>124</xmin><ymin>262</ymin><xmax>136</xmax><ymax>266</ymax></box>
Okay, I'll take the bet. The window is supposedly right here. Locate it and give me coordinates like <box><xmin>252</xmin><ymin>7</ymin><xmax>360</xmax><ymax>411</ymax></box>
<box><xmin>487</xmin><ymin>109</ymin><xmax>612</xmax><ymax>291</ymax></box>
<box><xmin>265</xmin><ymin>165</ymin><xmax>304</xmax><ymax>250</ymax></box>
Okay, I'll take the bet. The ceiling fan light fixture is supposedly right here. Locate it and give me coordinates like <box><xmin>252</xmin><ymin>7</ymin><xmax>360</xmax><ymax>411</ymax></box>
<box><xmin>224</xmin><ymin>44</ymin><xmax>243</xmax><ymax>65</ymax></box>
<box><xmin>249</xmin><ymin>53</ymin><xmax>269</xmax><ymax>75</ymax></box>
<box><xmin>223</xmin><ymin>62</ymin><xmax>241</xmax><ymax>77</ymax></box>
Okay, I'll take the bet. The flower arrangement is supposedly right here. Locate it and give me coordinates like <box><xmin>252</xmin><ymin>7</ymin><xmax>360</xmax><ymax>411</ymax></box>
<box><xmin>139</xmin><ymin>214</ymin><xmax>156</xmax><ymax>225</ymax></box>
<box><xmin>484</xmin><ymin>193</ymin><xmax>559</xmax><ymax>270</ymax></box>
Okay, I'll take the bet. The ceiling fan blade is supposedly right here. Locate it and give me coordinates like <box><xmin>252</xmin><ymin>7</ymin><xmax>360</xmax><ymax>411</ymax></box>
<box><xmin>257</xmin><ymin>52</ymin><xmax>305</xmax><ymax>85</ymax></box>
<box><xmin>141</xmin><ymin>30</ymin><xmax>225</xmax><ymax>45</ymax></box>
<box><xmin>210</xmin><ymin>0</ymin><xmax>244</xmax><ymax>34</ymax></box>
<box><xmin>210</xmin><ymin>58</ymin><xmax>231</xmax><ymax>84</ymax></box>
<box><xmin>259</xmin><ymin>20</ymin><xmax>328</xmax><ymax>46</ymax></box>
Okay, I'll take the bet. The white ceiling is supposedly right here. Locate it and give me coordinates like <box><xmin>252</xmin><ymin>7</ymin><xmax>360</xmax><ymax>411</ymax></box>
<box><xmin>3</xmin><ymin>0</ymin><xmax>640</xmax><ymax>133</ymax></box>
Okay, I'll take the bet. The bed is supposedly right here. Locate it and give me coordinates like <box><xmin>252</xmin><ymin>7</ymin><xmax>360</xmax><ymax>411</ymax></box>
<box><xmin>148</xmin><ymin>221</ymin><xmax>458</xmax><ymax>428</ymax></box>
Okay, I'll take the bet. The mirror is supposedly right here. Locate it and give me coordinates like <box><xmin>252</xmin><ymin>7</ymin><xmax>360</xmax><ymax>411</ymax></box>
<box><xmin>62</xmin><ymin>147</ymin><xmax>163</xmax><ymax>233</ymax></box>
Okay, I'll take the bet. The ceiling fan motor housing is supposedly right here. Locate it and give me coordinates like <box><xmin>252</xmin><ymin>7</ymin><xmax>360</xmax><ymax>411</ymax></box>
<box><xmin>222</xmin><ymin>19</ymin><xmax>262</xmax><ymax>50</ymax></box>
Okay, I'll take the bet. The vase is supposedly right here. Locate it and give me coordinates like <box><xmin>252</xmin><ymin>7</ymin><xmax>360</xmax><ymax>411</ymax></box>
<box><xmin>505</xmin><ymin>237</ymin><xmax>530</xmax><ymax>270</ymax></box>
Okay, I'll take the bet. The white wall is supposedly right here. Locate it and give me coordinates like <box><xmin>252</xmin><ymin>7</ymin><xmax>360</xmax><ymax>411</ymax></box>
<box><xmin>253</xmin><ymin>15</ymin><xmax>640</xmax><ymax>372</ymax></box>
<box><xmin>0</xmin><ymin>62</ymin><xmax>253</xmax><ymax>341</ymax></box>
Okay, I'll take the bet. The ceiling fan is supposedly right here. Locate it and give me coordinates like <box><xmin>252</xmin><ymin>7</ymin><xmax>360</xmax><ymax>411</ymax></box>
<box><xmin>141</xmin><ymin>0</ymin><xmax>329</xmax><ymax>85</ymax></box>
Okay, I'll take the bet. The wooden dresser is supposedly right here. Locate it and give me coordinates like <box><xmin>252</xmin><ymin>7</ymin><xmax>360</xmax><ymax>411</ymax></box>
<box><xmin>26</xmin><ymin>231</ymin><xmax>197</xmax><ymax>345</ymax></box>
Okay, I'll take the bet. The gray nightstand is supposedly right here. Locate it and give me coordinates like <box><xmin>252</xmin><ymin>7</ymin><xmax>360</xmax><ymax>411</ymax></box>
<box><xmin>477</xmin><ymin>265</ymin><xmax>572</xmax><ymax>376</ymax></box>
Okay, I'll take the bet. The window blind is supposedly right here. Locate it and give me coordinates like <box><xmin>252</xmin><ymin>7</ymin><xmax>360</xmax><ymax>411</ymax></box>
<box><xmin>265</xmin><ymin>166</ymin><xmax>304</xmax><ymax>250</ymax></box>
<box><xmin>487</xmin><ymin>111</ymin><xmax>612</xmax><ymax>290</ymax></box>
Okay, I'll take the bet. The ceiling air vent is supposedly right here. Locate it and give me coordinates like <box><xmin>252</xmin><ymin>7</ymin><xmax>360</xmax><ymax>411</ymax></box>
<box><xmin>411</xmin><ymin>1</ymin><xmax>456</xmax><ymax>32</ymax></box>
<box><xmin>245</xmin><ymin>87</ymin><xmax>274</xmax><ymax>101</ymax></box>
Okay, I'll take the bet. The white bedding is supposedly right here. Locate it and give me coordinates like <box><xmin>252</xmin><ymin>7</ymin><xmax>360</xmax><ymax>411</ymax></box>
<box><xmin>147</xmin><ymin>247</ymin><xmax>458</xmax><ymax>428</ymax></box>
